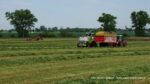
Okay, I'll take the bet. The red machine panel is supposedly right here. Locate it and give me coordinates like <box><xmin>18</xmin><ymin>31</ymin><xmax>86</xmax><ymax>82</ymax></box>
<box><xmin>104</xmin><ymin>36</ymin><xmax>117</xmax><ymax>43</ymax></box>
<box><xmin>94</xmin><ymin>36</ymin><xmax>105</xmax><ymax>43</ymax></box>
<box><xmin>94</xmin><ymin>36</ymin><xmax>117</xmax><ymax>43</ymax></box>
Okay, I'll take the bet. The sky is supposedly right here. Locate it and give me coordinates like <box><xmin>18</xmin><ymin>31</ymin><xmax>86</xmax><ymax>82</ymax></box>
<box><xmin>0</xmin><ymin>0</ymin><xmax>150</xmax><ymax>29</ymax></box>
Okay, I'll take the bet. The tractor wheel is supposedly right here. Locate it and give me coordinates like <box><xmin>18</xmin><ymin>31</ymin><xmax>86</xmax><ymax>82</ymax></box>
<box><xmin>108</xmin><ymin>43</ymin><xmax>113</xmax><ymax>47</ymax></box>
<box><xmin>117</xmin><ymin>41</ymin><xmax>123</xmax><ymax>47</ymax></box>
<box><xmin>86</xmin><ymin>42</ymin><xmax>89</xmax><ymax>47</ymax></box>
<box><xmin>77</xmin><ymin>44</ymin><xmax>79</xmax><ymax>47</ymax></box>
<box><xmin>112</xmin><ymin>43</ymin><xmax>117</xmax><ymax>47</ymax></box>
<box><xmin>77</xmin><ymin>43</ymin><xmax>81</xmax><ymax>47</ymax></box>
<box><xmin>90</xmin><ymin>41</ymin><xmax>97</xmax><ymax>47</ymax></box>
<box><xmin>122</xmin><ymin>40</ymin><xmax>127</xmax><ymax>47</ymax></box>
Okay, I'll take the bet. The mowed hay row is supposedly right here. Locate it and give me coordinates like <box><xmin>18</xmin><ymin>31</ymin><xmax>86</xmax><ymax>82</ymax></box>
<box><xmin>0</xmin><ymin>38</ymin><xmax>77</xmax><ymax>50</ymax></box>
<box><xmin>127</xmin><ymin>37</ymin><xmax>150</xmax><ymax>41</ymax></box>
<box><xmin>0</xmin><ymin>38</ymin><xmax>150</xmax><ymax>84</ymax></box>
<box><xmin>0</xmin><ymin>45</ymin><xmax>150</xmax><ymax>67</ymax></box>
<box><xmin>1</xmin><ymin>55</ymin><xmax>150</xmax><ymax>84</ymax></box>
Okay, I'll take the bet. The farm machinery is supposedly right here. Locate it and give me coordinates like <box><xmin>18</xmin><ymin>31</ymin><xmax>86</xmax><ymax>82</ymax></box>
<box><xmin>77</xmin><ymin>31</ymin><xmax>127</xmax><ymax>47</ymax></box>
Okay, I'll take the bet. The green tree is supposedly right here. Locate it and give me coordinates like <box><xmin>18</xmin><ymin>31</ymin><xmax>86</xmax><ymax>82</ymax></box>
<box><xmin>131</xmin><ymin>11</ymin><xmax>150</xmax><ymax>36</ymax></box>
<box><xmin>5</xmin><ymin>9</ymin><xmax>38</xmax><ymax>37</ymax></box>
<box><xmin>40</xmin><ymin>25</ymin><xmax>47</xmax><ymax>32</ymax></box>
<box><xmin>98</xmin><ymin>13</ymin><xmax>117</xmax><ymax>32</ymax></box>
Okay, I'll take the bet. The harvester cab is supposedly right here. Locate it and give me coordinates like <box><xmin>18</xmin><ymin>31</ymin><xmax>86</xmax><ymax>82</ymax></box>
<box><xmin>77</xmin><ymin>32</ymin><xmax>94</xmax><ymax>47</ymax></box>
<box><xmin>117</xmin><ymin>35</ymin><xmax>123</xmax><ymax>41</ymax></box>
<box><xmin>117</xmin><ymin>35</ymin><xmax>127</xmax><ymax>47</ymax></box>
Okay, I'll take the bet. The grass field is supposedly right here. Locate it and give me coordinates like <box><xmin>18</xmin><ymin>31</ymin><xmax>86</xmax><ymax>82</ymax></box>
<box><xmin>0</xmin><ymin>38</ymin><xmax>150</xmax><ymax>84</ymax></box>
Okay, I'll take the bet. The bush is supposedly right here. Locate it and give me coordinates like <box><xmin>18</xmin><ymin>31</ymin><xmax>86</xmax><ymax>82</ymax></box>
<box><xmin>10</xmin><ymin>34</ymin><xmax>15</xmax><ymax>38</ymax></box>
<box><xmin>41</xmin><ymin>32</ymin><xmax>57</xmax><ymax>37</ymax></box>
<box><xmin>123</xmin><ymin>32</ymin><xmax>129</xmax><ymax>37</ymax></box>
<box><xmin>60</xmin><ymin>31</ymin><xmax>76</xmax><ymax>37</ymax></box>
<box><xmin>0</xmin><ymin>34</ymin><xmax>2</xmax><ymax>38</ymax></box>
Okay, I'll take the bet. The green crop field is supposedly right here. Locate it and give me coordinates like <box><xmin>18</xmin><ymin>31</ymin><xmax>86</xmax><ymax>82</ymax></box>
<box><xmin>0</xmin><ymin>38</ymin><xmax>150</xmax><ymax>84</ymax></box>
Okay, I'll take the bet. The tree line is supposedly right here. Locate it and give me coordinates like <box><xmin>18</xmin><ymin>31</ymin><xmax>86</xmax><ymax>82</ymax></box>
<box><xmin>3</xmin><ymin>9</ymin><xmax>150</xmax><ymax>38</ymax></box>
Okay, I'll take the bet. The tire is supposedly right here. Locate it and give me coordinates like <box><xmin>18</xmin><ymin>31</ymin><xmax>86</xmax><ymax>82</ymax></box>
<box><xmin>90</xmin><ymin>41</ymin><xmax>97</xmax><ymax>47</ymax></box>
<box><xmin>86</xmin><ymin>42</ymin><xmax>90</xmax><ymax>47</ymax></box>
<box><xmin>117</xmin><ymin>41</ymin><xmax>122</xmax><ymax>47</ymax></box>
<box><xmin>77</xmin><ymin>43</ymin><xmax>80</xmax><ymax>47</ymax></box>
<box><xmin>123</xmin><ymin>40</ymin><xmax>127</xmax><ymax>47</ymax></box>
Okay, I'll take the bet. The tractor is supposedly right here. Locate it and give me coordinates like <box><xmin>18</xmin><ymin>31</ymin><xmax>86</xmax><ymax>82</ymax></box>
<box><xmin>77</xmin><ymin>31</ymin><xmax>127</xmax><ymax>47</ymax></box>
